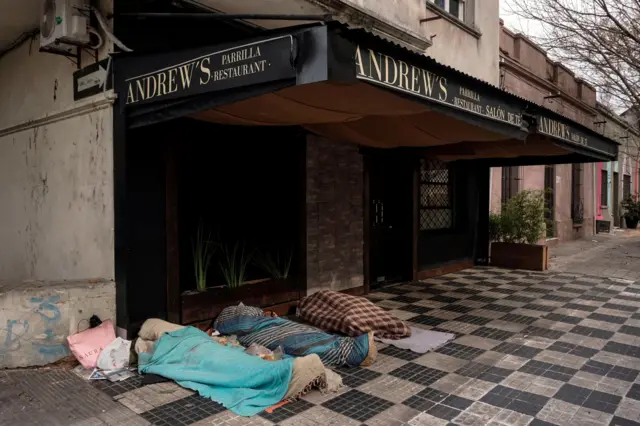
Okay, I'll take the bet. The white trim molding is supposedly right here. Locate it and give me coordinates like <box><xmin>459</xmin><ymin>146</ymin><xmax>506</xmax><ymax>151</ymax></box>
<box><xmin>0</xmin><ymin>91</ymin><xmax>117</xmax><ymax>138</ymax></box>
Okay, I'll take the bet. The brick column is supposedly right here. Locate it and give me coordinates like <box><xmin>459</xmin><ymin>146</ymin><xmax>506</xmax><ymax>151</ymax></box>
<box><xmin>306</xmin><ymin>135</ymin><xmax>364</xmax><ymax>294</ymax></box>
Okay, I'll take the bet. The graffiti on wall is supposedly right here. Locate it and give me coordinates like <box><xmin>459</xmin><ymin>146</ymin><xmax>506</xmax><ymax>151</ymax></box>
<box><xmin>0</xmin><ymin>295</ymin><xmax>69</xmax><ymax>363</ymax></box>
<box><xmin>30</xmin><ymin>296</ymin><xmax>69</xmax><ymax>357</ymax></box>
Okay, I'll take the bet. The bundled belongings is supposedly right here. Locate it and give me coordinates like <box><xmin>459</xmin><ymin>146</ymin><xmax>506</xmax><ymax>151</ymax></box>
<box><xmin>136</xmin><ymin>325</ymin><xmax>341</xmax><ymax>416</ymax></box>
<box><xmin>215</xmin><ymin>305</ymin><xmax>376</xmax><ymax>367</ymax></box>
<box><xmin>67</xmin><ymin>319</ymin><xmax>117</xmax><ymax>369</ymax></box>
<box><xmin>297</xmin><ymin>290</ymin><xmax>412</xmax><ymax>340</ymax></box>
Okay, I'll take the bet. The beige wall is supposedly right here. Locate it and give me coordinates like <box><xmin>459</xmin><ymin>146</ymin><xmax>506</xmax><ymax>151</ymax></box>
<box><xmin>0</xmin><ymin>0</ymin><xmax>114</xmax><ymax>282</ymax></box>
<box><xmin>0</xmin><ymin>1</ymin><xmax>116</xmax><ymax>368</ymax></box>
<box><xmin>425</xmin><ymin>0</ymin><xmax>500</xmax><ymax>84</ymax></box>
<box><xmin>345</xmin><ymin>0</ymin><xmax>500</xmax><ymax>84</ymax></box>
<box><xmin>191</xmin><ymin>0</ymin><xmax>500</xmax><ymax>84</ymax></box>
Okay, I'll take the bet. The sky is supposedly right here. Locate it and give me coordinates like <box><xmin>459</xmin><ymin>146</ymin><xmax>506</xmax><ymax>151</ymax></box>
<box><xmin>499</xmin><ymin>0</ymin><xmax>543</xmax><ymax>38</ymax></box>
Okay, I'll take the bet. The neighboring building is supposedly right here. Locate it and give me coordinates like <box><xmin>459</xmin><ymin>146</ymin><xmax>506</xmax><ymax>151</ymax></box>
<box><xmin>622</xmin><ymin>107</ymin><xmax>640</xmax><ymax>132</ymax></box>
<box><xmin>493</xmin><ymin>21</ymin><xmax>618</xmax><ymax>242</ymax></box>
<box><xmin>595</xmin><ymin>105</ymin><xmax>640</xmax><ymax>229</ymax></box>
<box><xmin>0</xmin><ymin>0</ymin><xmax>618</xmax><ymax>367</ymax></box>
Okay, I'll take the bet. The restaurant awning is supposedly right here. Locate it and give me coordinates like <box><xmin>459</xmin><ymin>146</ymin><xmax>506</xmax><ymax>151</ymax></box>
<box><xmin>113</xmin><ymin>23</ymin><xmax>618</xmax><ymax>164</ymax></box>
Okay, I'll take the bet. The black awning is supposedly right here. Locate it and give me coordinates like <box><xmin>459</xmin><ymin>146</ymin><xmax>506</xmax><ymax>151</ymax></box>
<box><xmin>328</xmin><ymin>25</ymin><xmax>619</xmax><ymax>162</ymax></box>
<box><xmin>113</xmin><ymin>25</ymin><xmax>330</xmax><ymax>127</ymax></box>
<box><xmin>112</xmin><ymin>23</ymin><xmax>619</xmax><ymax>163</ymax></box>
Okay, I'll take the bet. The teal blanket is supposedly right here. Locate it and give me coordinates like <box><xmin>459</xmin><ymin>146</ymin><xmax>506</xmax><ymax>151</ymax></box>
<box><xmin>138</xmin><ymin>327</ymin><xmax>294</xmax><ymax>416</ymax></box>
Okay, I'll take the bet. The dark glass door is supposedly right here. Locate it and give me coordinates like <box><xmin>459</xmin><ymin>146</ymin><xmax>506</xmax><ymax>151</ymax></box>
<box><xmin>369</xmin><ymin>154</ymin><xmax>413</xmax><ymax>287</ymax></box>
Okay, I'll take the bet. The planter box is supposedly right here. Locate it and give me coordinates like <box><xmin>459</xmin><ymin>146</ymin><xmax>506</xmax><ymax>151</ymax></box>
<box><xmin>181</xmin><ymin>279</ymin><xmax>300</xmax><ymax>325</ymax></box>
<box><xmin>490</xmin><ymin>242</ymin><xmax>548</xmax><ymax>271</ymax></box>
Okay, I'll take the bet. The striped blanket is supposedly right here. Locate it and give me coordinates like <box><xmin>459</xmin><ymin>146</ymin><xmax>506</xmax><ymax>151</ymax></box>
<box><xmin>215</xmin><ymin>313</ymin><xmax>373</xmax><ymax>367</ymax></box>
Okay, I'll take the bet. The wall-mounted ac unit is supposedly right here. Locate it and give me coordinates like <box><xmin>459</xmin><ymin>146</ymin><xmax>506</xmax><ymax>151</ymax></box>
<box><xmin>40</xmin><ymin>0</ymin><xmax>90</xmax><ymax>54</ymax></box>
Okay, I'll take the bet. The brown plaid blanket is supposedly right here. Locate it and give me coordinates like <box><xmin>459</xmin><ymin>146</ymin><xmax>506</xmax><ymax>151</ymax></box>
<box><xmin>297</xmin><ymin>290</ymin><xmax>411</xmax><ymax>340</ymax></box>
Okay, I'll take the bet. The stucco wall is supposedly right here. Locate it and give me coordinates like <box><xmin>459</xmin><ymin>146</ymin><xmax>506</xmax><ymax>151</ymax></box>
<box><xmin>0</xmin><ymin>280</ymin><xmax>115</xmax><ymax>368</ymax></box>
<box><xmin>0</xmin><ymin>1</ymin><xmax>115</xmax><ymax>367</ymax></box>
<box><xmin>521</xmin><ymin>166</ymin><xmax>544</xmax><ymax>191</ymax></box>
<box><xmin>190</xmin><ymin>0</ymin><xmax>499</xmax><ymax>83</ymax></box>
<box><xmin>417</xmin><ymin>0</ymin><xmax>500</xmax><ymax>84</ymax></box>
<box><xmin>306</xmin><ymin>135</ymin><xmax>364</xmax><ymax>294</ymax></box>
<box><xmin>0</xmin><ymin>43</ymin><xmax>115</xmax><ymax>282</ymax></box>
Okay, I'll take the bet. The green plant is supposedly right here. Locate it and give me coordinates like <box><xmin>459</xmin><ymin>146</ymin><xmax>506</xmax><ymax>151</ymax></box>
<box><xmin>621</xmin><ymin>194</ymin><xmax>640</xmax><ymax>220</ymax></box>
<box><xmin>219</xmin><ymin>241</ymin><xmax>252</xmax><ymax>288</ymax></box>
<box><xmin>192</xmin><ymin>222</ymin><xmax>215</xmax><ymax>292</ymax></box>
<box><xmin>254</xmin><ymin>248</ymin><xmax>293</xmax><ymax>279</ymax></box>
<box><xmin>490</xmin><ymin>190</ymin><xmax>547</xmax><ymax>245</ymax></box>
<box><xmin>489</xmin><ymin>213</ymin><xmax>502</xmax><ymax>243</ymax></box>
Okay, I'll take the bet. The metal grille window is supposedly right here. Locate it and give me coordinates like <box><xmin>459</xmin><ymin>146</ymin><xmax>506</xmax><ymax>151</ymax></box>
<box><xmin>420</xmin><ymin>159</ymin><xmax>453</xmax><ymax>231</ymax></box>
<box><xmin>623</xmin><ymin>174</ymin><xmax>631</xmax><ymax>200</ymax></box>
<box><xmin>601</xmin><ymin>170</ymin><xmax>608</xmax><ymax>206</ymax></box>
<box><xmin>571</xmin><ymin>163</ymin><xmax>584</xmax><ymax>224</ymax></box>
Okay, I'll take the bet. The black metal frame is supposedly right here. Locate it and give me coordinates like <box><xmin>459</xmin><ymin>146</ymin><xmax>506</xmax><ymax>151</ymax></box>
<box><xmin>419</xmin><ymin>158</ymin><xmax>454</xmax><ymax>232</ymax></box>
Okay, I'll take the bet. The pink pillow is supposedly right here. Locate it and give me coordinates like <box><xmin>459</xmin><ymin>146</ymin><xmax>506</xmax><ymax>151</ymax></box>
<box><xmin>67</xmin><ymin>320</ymin><xmax>116</xmax><ymax>368</ymax></box>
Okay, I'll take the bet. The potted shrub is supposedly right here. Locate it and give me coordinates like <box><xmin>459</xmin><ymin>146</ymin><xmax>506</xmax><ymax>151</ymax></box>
<box><xmin>621</xmin><ymin>195</ymin><xmax>640</xmax><ymax>229</ymax></box>
<box><xmin>489</xmin><ymin>189</ymin><xmax>549</xmax><ymax>271</ymax></box>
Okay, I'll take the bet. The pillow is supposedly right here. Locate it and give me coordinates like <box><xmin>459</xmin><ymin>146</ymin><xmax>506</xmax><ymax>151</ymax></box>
<box><xmin>138</xmin><ymin>318</ymin><xmax>185</xmax><ymax>341</ymax></box>
<box><xmin>67</xmin><ymin>319</ymin><xmax>116</xmax><ymax>369</ymax></box>
<box><xmin>213</xmin><ymin>302</ymin><xmax>265</xmax><ymax>330</ymax></box>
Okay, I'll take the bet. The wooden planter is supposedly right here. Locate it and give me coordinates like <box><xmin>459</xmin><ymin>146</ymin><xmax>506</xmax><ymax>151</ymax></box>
<box><xmin>490</xmin><ymin>242</ymin><xmax>548</xmax><ymax>271</ymax></box>
<box><xmin>181</xmin><ymin>278</ymin><xmax>300</xmax><ymax>325</ymax></box>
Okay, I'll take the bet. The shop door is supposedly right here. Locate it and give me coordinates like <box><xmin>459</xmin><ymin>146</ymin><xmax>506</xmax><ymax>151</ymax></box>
<box><xmin>613</xmin><ymin>172</ymin><xmax>620</xmax><ymax>226</ymax></box>
<box><xmin>623</xmin><ymin>175</ymin><xmax>631</xmax><ymax>200</ymax></box>
<box><xmin>544</xmin><ymin>165</ymin><xmax>555</xmax><ymax>237</ymax></box>
<box><xmin>369</xmin><ymin>155</ymin><xmax>413</xmax><ymax>288</ymax></box>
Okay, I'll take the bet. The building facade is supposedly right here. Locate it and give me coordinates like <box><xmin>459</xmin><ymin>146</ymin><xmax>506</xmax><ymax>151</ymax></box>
<box><xmin>491</xmin><ymin>21</ymin><xmax>636</xmax><ymax>242</ymax></box>
<box><xmin>595</xmin><ymin>105</ymin><xmax>640</xmax><ymax>229</ymax></box>
<box><xmin>0</xmin><ymin>0</ymin><xmax>618</xmax><ymax>367</ymax></box>
<box><xmin>0</xmin><ymin>0</ymin><xmax>116</xmax><ymax>367</ymax></box>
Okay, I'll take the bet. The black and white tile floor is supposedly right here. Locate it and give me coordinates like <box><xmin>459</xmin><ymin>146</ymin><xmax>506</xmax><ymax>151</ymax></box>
<box><xmin>92</xmin><ymin>267</ymin><xmax>640</xmax><ymax>426</ymax></box>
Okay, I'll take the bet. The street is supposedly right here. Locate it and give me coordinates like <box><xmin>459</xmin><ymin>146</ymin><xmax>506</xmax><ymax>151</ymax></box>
<box><xmin>3</xmin><ymin>231</ymin><xmax>640</xmax><ymax>426</ymax></box>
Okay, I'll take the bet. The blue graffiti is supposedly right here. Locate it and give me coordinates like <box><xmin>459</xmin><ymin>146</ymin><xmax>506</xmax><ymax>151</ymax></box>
<box><xmin>2</xmin><ymin>319</ymin><xmax>29</xmax><ymax>352</ymax></box>
<box><xmin>31</xmin><ymin>330</ymin><xmax>69</xmax><ymax>357</ymax></box>
<box><xmin>29</xmin><ymin>296</ymin><xmax>68</xmax><ymax>358</ymax></box>
<box><xmin>31</xmin><ymin>296</ymin><xmax>62</xmax><ymax>324</ymax></box>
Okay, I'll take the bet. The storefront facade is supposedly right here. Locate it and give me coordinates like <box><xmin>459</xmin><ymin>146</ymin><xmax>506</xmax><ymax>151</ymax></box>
<box><xmin>111</xmin><ymin>22</ymin><xmax>618</xmax><ymax>335</ymax></box>
<box><xmin>0</xmin><ymin>0</ymin><xmax>619</xmax><ymax>364</ymax></box>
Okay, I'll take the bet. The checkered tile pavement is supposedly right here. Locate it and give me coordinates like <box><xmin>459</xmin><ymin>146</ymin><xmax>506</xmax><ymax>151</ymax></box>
<box><xmin>92</xmin><ymin>268</ymin><xmax>640</xmax><ymax>426</ymax></box>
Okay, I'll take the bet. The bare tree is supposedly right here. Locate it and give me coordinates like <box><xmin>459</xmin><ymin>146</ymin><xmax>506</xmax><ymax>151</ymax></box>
<box><xmin>504</xmin><ymin>0</ymin><xmax>640</xmax><ymax>111</ymax></box>
<box><xmin>504</xmin><ymin>0</ymin><xmax>640</xmax><ymax>158</ymax></box>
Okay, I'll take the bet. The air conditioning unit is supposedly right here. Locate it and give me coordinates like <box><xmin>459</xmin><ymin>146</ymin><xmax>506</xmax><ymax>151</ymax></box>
<box><xmin>40</xmin><ymin>0</ymin><xmax>90</xmax><ymax>53</ymax></box>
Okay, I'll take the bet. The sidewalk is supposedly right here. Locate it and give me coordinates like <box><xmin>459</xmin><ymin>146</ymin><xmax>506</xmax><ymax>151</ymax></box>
<box><xmin>549</xmin><ymin>229</ymin><xmax>640</xmax><ymax>281</ymax></box>
<box><xmin>3</xmin><ymin>232</ymin><xmax>640</xmax><ymax>426</ymax></box>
